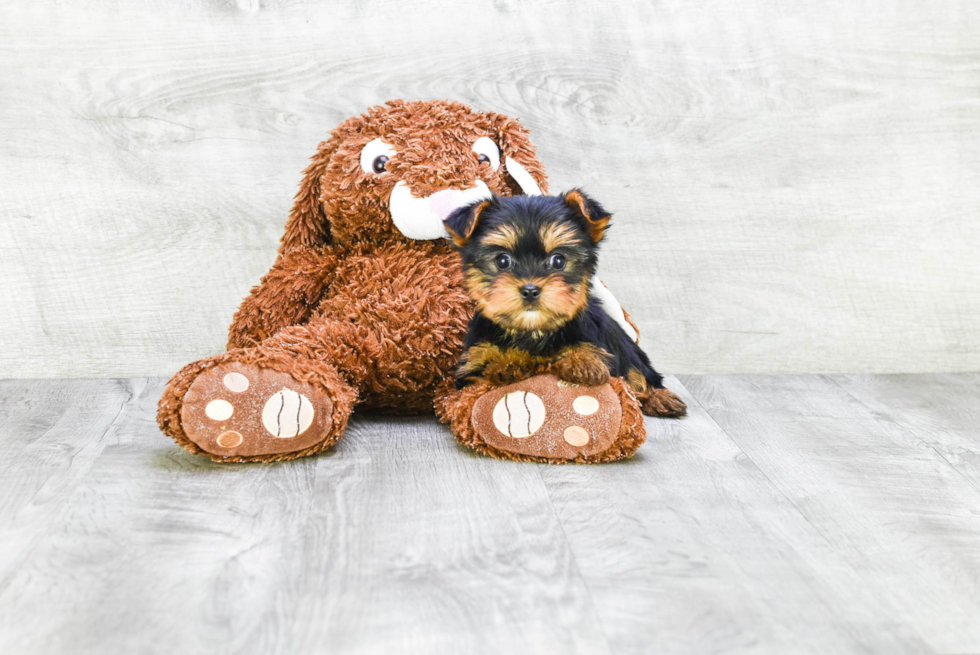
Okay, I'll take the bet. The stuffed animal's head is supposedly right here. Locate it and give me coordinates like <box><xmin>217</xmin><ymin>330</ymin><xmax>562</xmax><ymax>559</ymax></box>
<box><xmin>281</xmin><ymin>99</ymin><xmax>550</xmax><ymax>250</ymax></box>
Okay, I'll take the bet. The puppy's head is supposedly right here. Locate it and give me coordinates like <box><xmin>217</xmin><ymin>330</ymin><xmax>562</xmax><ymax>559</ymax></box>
<box><xmin>446</xmin><ymin>190</ymin><xmax>611</xmax><ymax>334</ymax></box>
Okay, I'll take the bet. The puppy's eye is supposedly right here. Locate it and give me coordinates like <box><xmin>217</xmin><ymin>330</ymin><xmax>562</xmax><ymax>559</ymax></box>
<box><xmin>359</xmin><ymin>138</ymin><xmax>397</xmax><ymax>175</ymax></box>
<box><xmin>494</xmin><ymin>253</ymin><xmax>512</xmax><ymax>270</ymax></box>
<box><xmin>549</xmin><ymin>254</ymin><xmax>566</xmax><ymax>270</ymax></box>
<box><xmin>478</xmin><ymin>154</ymin><xmax>490</xmax><ymax>165</ymax></box>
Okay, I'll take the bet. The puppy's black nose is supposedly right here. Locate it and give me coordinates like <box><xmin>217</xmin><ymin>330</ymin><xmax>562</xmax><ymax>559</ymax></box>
<box><xmin>521</xmin><ymin>284</ymin><xmax>541</xmax><ymax>301</ymax></box>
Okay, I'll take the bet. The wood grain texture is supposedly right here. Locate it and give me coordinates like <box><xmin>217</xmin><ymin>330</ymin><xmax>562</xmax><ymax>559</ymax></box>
<box><xmin>540</xmin><ymin>375</ymin><xmax>928</xmax><ymax>654</ymax></box>
<box><xmin>0</xmin><ymin>378</ymin><xmax>142</xmax><ymax>572</ymax></box>
<box><xmin>680</xmin><ymin>373</ymin><xmax>980</xmax><ymax>654</ymax></box>
<box><xmin>1</xmin><ymin>1</ymin><xmax>979</xmax><ymax>377</ymax></box>
<box><xmin>283</xmin><ymin>415</ymin><xmax>611</xmax><ymax>655</ymax></box>
<box><xmin>0</xmin><ymin>378</ymin><xmax>611</xmax><ymax>655</ymax></box>
<box><xmin>2</xmin><ymin>375</ymin><xmax>980</xmax><ymax>653</ymax></box>
<box><xmin>832</xmin><ymin>373</ymin><xmax>980</xmax><ymax>494</ymax></box>
<box><xmin>0</xmin><ymin>377</ymin><xmax>324</xmax><ymax>655</ymax></box>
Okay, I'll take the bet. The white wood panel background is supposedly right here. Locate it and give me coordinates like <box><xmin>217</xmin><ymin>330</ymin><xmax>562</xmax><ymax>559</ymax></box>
<box><xmin>1</xmin><ymin>0</ymin><xmax>978</xmax><ymax>378</ymax></box>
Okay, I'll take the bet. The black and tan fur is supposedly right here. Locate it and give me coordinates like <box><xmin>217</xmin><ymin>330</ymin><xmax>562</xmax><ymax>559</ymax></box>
<box><xmin>445</xmin><ymin>190</ymin><xmax>686</xmax><ymax>417</ymax></box>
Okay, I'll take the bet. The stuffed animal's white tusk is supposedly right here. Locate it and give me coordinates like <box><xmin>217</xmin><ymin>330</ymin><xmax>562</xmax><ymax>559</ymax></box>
<box><xmin>504</xmin><ymin>157</ymin><xmax>543</xmax><ymax>196</ymax></box>
<box><xmin>590</xmin><ymin>278</ymin><xmax>639</xmax><ymax>344</ymax></box>
<box><xmin>388</xmin><ymin>180</ymin><xmax>492</xmax><ymax>241</ymax></box>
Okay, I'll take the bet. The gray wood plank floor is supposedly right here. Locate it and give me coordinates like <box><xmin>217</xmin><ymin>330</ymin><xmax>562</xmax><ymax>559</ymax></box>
<box><xmin>0</xmin><ymin>374</ymin><xmax>977</xmax><ymax>654</ymax></box>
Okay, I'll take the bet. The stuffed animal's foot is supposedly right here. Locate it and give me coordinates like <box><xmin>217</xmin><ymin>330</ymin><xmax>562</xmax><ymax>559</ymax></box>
<box><xmin>639</xmin><ymin>387</ymin><xmax>688</xmax><ymax>418</ymax></box>
<box><xmin>437</xmin><ymin>374</ymin><xmax>647</xmax><ymax>463</ymax></box>
<box><xmin>159</xmin><ymin>355</ymin><xmax>356</xmax><ymax>462</ymax></box>
<box><xmin>179</xmin><ymin>362</ymin><xmax>335</xmax><ymax>459</ymax></box>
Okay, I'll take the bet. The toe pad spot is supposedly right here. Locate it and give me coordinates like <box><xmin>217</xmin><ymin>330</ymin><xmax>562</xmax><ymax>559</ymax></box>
<box><xmin>205</xmin><ymin>399</ymin><xmax>234</xmax><ymax>421</ymax></box>
<box><xmin>217</xmin><ymin>431</ymin><xmax>243</xmax><ymax>448</ymax></box>
<box><xmin>572</xmin><ymin>395</ymin><xmax>600</xmax><ymax>416</ymax></box>
<box><xmin>563</xmin><ymin>425</ymin><xmax>590</xmax><ymax>447</ymax></box>
<box><xmin>223</xmin><ymin>372</ymin><xmax>250</xmax><ymax>393</ymax></box>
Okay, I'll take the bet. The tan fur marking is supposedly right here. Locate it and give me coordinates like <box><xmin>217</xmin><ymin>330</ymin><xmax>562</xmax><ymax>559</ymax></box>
<box><xmin>481</xmin><ymin>223</ymin><xmax>521</xmax><ymax>250</ymax></box>
<box><xmin>538</xmin><ymin>277</ymin><xmax>588</xmax><ymax>325</ymax></box>
<box><xmin>457</xmin><ymin>343</ymin><xmax>504</xmax><ymax>378</ymax></box>
<box><xmin>564</xmin><ymin>190</ymin><xmax>590</xmax><ymax>218</ymax></box>
<box><xmin>627</xmin><ymin>369</ymin><xmax>648</xmax><ymax>394</ymax></box>
<box><xmin>564</xmin><ymin>190</ymin><xmax>609</xmax><ymax>243</ymax></box>
<box><xmin>585</xmin><ymin>215</ymin><xmax>610</xmax><ymax>244</ymax></box>
<box><xmin>539</xmin><ymin>222</ymin><xmax>581</xmax><ymax>252</ymax></box>
<box><xmin>459</xmin><ymin>343</ymin><xmax>551</xmax><ymax>386</ymax></box>
<box><xmin>464</xmin><ymin>267</ymin><xmax>493</xmax><ymax>307</ymax></box>
<box><xmin>480</xmin><ymin>272</ymin><xmax>528</xmax><ymax>325</ymax></box>
<box><xmin>450</xmin><ymin>200</ymin><xmax>492</xmax><ymax>247</ymax></box>
<box><xmin>468</xmin><ymin>270</ymin><xmax>591</xmax><ymax>335</ymax></box>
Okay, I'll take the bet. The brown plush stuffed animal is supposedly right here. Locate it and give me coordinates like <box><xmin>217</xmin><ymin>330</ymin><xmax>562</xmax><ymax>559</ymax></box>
<box><xmin>157</xmin><ymin>99</ymin><xmax>685</xmax><ymax>464</ymax></box>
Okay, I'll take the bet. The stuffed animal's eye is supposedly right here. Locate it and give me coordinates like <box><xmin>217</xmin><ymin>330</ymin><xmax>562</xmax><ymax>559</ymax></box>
<box><xmin>550</xmin><ymin>254</ymin><xmax>566</xmax><ymax>270</ymax></box>
<box><xmin>360</xmin><ymin>138</ymin><xmax>397</xmax><ymax>175</ymax></box>
<box><xmin>472</xmin><ymin>137</ymin><xmax>501</xmax><ymax>171</ymax></box>
<box><xmin>494</xmin><ymin>253</ymin><xmax>512</xmax><ymax>270</ymax></box>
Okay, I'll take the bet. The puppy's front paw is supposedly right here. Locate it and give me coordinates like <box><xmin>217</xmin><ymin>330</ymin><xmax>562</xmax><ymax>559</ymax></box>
<box><xmin>553</xmin><ymin>345</ymin><xmax>611</xmax><ymax>387</ymax></box>
<box><xmin>460</xmin><ymin>344</ymin><xmax>545</xmax><ymax>388</ymax></box>
<box><xmin>483</xmin><ymin>359</ymin><xmax>533</xmax><ymax>386</ymax></box>
<box><xmin>484</xmin><ymin>348</ymin><xmax>547</xmax><ymax>386</ymax></box>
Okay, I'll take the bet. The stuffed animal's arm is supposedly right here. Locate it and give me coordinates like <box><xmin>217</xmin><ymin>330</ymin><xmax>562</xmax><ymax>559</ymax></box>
<box><xmin>227</xmin><ymin>246</ymin><xmax>339</xmax><ymax>349</ymax></box>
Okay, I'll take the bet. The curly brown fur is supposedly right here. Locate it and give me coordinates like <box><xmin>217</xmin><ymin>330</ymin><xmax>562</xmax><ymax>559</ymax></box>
<box><xmin>160</xmin><ymin>99</ymin><xmax>675</xmax><ymax>465</ymax></box>
<box><xmin>280</xmin><ymin>100</ymin><xmax>548</xmax><ymax>252</ymax></box>
<box><xmin>227</xmin><ymin>246</ymin><xmax>339</xmax><ymax>349</ymax></box>
<box><xmin>159</xmin><ymin>100</ymin><xmax>551</xmax><ymax>461</ymax></box>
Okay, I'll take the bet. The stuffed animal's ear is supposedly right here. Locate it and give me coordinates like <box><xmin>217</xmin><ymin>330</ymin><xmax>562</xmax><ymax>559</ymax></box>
<box><xmin>563</xmin><ymin>189</ymin><xmax>611</xmax><ymax>243</ymax></box>
<box><xmin>486</xmin><ymin>112</ymin><xmax>549</xmax><ymax>197</ymax></box>
<box><xmin>280</xmin><ymin>141</ymin><xmax>336</xmax><ymax>253</ymax></box>
<box><xmin>445</xmin><ymin>200</ymin><xmax>492</xmax><ymax>247</ymax></box>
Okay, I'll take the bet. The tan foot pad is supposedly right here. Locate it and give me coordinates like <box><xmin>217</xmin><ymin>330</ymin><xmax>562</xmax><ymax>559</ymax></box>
<box><xmin>472</xmin><ymin>374</ymin><xmax>622</xmax><ymax>460</ymax></box>
<box><xmin>181</xmin><ymin>362</ymin><xmax>333</xmax><ymax>458</ymax></box>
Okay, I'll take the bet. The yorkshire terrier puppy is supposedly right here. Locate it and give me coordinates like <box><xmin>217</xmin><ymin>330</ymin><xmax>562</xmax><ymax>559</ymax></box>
<box><xmin>444</xmin><ymin>190</ymin><xmax>687</xmax><ymax>418</ymax></box>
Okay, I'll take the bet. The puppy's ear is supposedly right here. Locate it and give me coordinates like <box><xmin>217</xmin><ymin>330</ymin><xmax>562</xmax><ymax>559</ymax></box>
<box><xmin>445</xmin><ymin>200</ymin><xmax>492</xmax><ymax>247</ymax></box>
<box><xmin>563</xmin><ymin>189</ymin><xmax>611</xmax><ymax>243</ymax></box>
